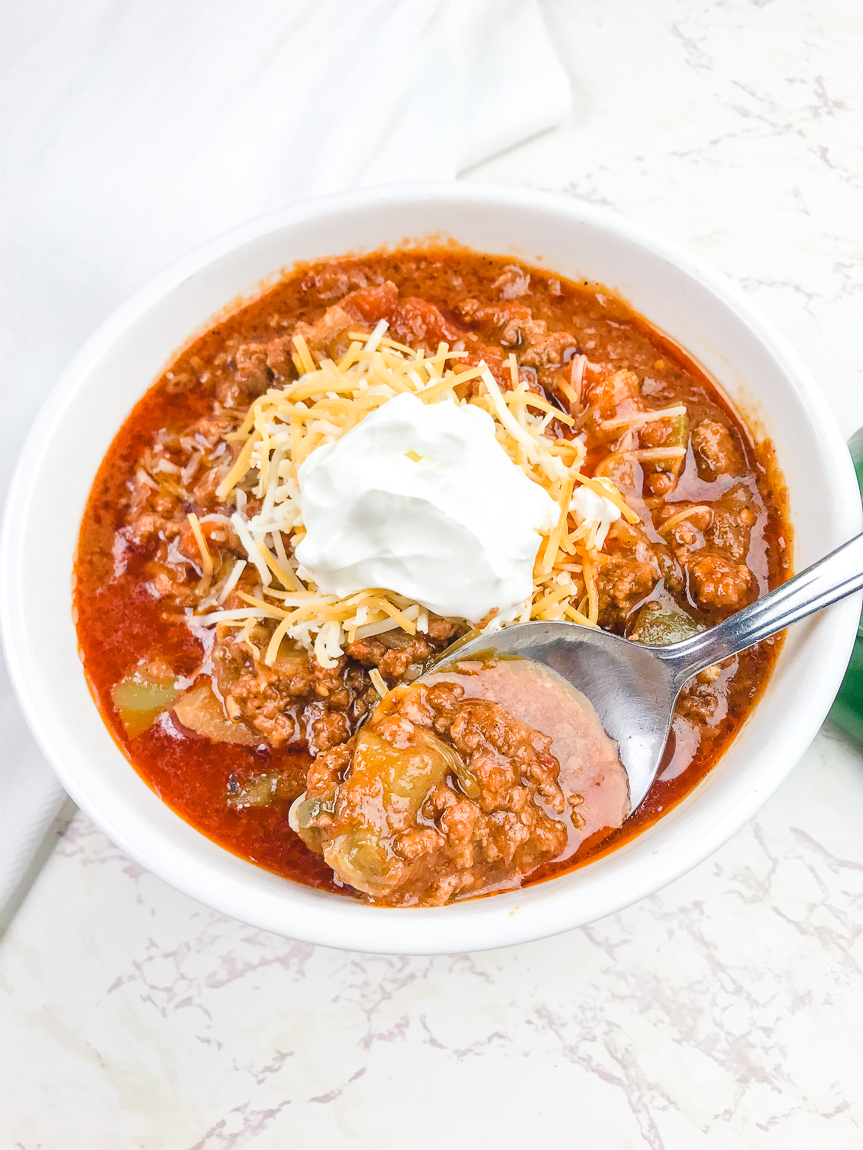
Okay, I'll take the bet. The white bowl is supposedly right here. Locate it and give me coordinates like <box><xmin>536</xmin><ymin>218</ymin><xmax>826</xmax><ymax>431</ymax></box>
<box><xmin>3</xmin><ymin>184</ymin><xmax>861</xmax><ymax>954</ymax></box>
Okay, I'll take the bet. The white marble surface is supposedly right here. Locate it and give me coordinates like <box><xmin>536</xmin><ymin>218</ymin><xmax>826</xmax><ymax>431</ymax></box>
<box><xmin>3</xmin><ymin>0</ymin><xmax>863</xmax><ymax>1146</ymax></box>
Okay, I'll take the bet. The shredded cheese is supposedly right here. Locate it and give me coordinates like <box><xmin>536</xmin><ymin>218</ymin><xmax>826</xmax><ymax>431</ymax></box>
<box><xmin>572</xmin><ymin>473</ymin><xmax>640</xmax><ymax>525</ymax></box>
<box><xmin>621</xmin><ymin>446</ymin><xmax>687</xmax><ymax>462</ymax></box>
<box><xmin>186</xmin><ymin>320</ymin><xmax>665</xmax><ymax>664</ymax></box>
<box><xmin>216</xmin><ymin>437</ymin><xmax>256</xmax><ymax>501</ymax></box>
<box><xmin>218</xmin><ymin>558</ymin><xmax>247</xmax><ymax>604</ymax></box>
<box><xmin>539</xmin><ymin>478</ymin><xmax>574</xmax><ymax>573</ymax></box>
<box><xmin>601</xmin><ymin>404</ymin><xmax>687</xmax><ymax>432</ymax></box>
<box><xmin>582</xmin><ymin>553</ymin><xmax>599</xmax><ymax>626</ymax></box>
<box><xmin>186</xmin><ymin>513</ymin><xmax>213</xmax><ymax>590</ymax></box>
<box><xmin>658</xmin><ymin>503</ymin><xmax>713</xmax><ymax>535</ymax></box>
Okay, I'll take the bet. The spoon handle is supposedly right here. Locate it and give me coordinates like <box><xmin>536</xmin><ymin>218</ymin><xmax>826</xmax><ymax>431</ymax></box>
<box><xmin>654</xmin><ymin>532</ymin><xmax>863</xmax><ymax>687</ymax></box>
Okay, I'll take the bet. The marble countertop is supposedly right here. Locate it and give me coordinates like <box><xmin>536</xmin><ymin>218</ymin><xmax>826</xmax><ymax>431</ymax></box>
<box><xmin>2</xmin><ymin>1</ymin><xmax>862</xmax><ymax>1146</ymax></box>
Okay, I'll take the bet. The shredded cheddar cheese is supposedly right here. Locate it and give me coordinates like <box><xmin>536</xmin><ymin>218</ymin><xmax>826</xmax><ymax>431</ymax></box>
<box><xmin>186</xmin><ymin>512</ymin><xmax>213</xmax><ymax>592</ymax></box>
<box><xmin>189</xmin><ymin>322</ymin><xmax>655</xmax><ymax>666</ymax></box>
<box><xmin>658</xmin><ymin>503</ymin><xmax>713</xmax><ymax>535</ymax></box>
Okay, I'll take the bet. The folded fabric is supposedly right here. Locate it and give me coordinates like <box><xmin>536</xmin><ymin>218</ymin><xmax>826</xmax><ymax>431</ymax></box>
<box><xmin>0</xmin><ymin>0</ymin><xmax>571</xmax><ymax>917</ymax></box>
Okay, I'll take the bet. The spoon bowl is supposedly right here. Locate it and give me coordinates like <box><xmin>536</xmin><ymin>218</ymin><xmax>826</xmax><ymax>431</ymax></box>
<box><xmin>432</xmin><ymin>622</ymin><xmax>677</xmax><ymax>809</ymax></box>
<box><xmin>431</xmin><ymin>530</ymin><xmax>863</xmax><ymax>812</ymax></box>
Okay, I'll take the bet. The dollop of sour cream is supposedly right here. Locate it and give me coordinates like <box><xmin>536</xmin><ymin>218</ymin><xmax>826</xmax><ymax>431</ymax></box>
<box><xmin>294</xmin><ymin>392</ymin><xmax>559</xmax><ymax>621</ymax></box>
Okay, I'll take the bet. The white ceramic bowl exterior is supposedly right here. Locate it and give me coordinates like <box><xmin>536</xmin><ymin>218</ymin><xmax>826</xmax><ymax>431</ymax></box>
<box><xmin>3</xmin><ymin>184</ymin><xmax>861</xmax><ymax>954</ymax></box>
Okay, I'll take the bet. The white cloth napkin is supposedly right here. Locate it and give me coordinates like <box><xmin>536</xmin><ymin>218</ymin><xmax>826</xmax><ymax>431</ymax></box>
<box><xmin>0</xmin><ymin>0</ymin><xmax>571</xmax><ymax>916</ymax></box>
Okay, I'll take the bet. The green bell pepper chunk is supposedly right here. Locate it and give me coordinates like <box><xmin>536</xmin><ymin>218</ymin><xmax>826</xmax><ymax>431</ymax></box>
<box><xmin>630</xmin><ymin>605</ymin><xmax>703</xmax><ymax>646</ymax></box>
<box><xmin>112</xmin><ymin>673</ymin><xmax>179</xmax><ymax>738</ymax></box>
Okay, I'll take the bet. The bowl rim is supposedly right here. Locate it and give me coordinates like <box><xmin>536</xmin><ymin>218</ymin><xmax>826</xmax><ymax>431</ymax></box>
<box><xmin>3</xmin><ymin>181</ymin><xmax>861</xmax><ymax>954</ymax></box>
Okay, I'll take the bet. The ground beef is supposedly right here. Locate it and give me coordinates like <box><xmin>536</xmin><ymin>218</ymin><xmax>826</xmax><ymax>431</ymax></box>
<box><xmin>595</xmin><ymin>520</ymin><xmax>662</xmax><ymax>629</ymax></box>
<box><xmin>687</xmin><ymin>553</ymin><xmax>754</xmax><ymax>612</ymax></box>
<box><xmin>208</xmin><ymin>618</ymin><xmax>461</xmax><ymax>749</ymax></box>
<box><xmin>453</xmin><ymin>297</ymin><xmax>581</xmax><ymax>395</ymax></box>
<box><xmin>211</xmin><ymin>634</ymin><xmax>368</xmax><ymax>748</ymax></box>
<box><xmin>296</xmin><ymin>678</ymin><xmax>573</xmax><ymax>906</ymax></box>
<box><xmin>657</xmin><ymin>485</ymin><xmax>758</xmax><ymax>615</ymax></box>
<box><xmin>298</xmin><ymin>263</ymin><xmax>373</xmax><ymax>300</ymax></box>
<box><xmin>596</xmin><ymin>554</ymin><xmax>659</xmax><ymax>628</ymax></box>
<box><xmin>346</xmin><ymin>634</ymin><xmax>431</xmax><ymax>676</ymax></box>
<box><xmin>705</xmin><ymin>486</ymin><xmax>757</xmax><ymax>562</ymax></box>
<box><xmin>345</xmin><ymin>625</ymin><xmax>459</xmax><ymax>684</ymax></box>
<box><xmin>389</xmin><ymin>296</ymin><xmax>461</xmax><ymax>349</ymax></box>
<box><xmin>292</xmin><ymin>305</ymin><xmax>357</xmax><ymax>361</ymax></box>
<box><xmin>583</xmin><ymin>368</ymin><xmax>641</xmax><ymax>433</ymax></box>
<box><xmin>691</xmin><ymin>418</ymin><xmax>744</xmax><ymax>480</ymax></box>
<box><xmin>222</xmin><ymin>341</ymin><xmax>272</xmax><ymax>406</ymax></box>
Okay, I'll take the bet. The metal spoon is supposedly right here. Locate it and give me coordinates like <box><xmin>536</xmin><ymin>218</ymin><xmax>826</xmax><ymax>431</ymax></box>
<box><xmin>429</xmin><ymin>533</ymin><xmax>863</xmax><ymax>812</ymax></box>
